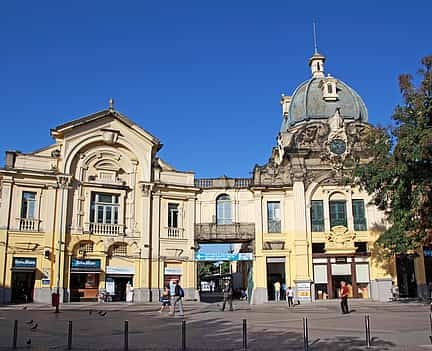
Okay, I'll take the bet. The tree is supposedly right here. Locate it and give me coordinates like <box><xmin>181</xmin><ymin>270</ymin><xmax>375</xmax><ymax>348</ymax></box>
<box><xmin>355</xmin><ymin>55</ymin><xmax>432</xmax><ymax>255</ymax></box>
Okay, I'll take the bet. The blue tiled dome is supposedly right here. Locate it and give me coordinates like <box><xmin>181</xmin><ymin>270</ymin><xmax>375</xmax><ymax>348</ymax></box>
<box><xmin>280</xmin><ymin>77</ymin><xmax>368</xmax><ymax>133</ymax></box>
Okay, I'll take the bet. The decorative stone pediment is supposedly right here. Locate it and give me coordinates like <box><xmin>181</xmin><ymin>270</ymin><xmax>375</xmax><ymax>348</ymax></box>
<box><xmin>293</xmin><ymin>122</ymin><xmax>330</xmax><ymax>149</ymax></box>
<box><xmin>325</xmin><ymin>226</ymin><xmax>356</xmax><ymax>254</ymax></box>
<box><xmin>253</xmin><ymin>160</ymin><xmax>292</xmax><ymax>186</ymax></box>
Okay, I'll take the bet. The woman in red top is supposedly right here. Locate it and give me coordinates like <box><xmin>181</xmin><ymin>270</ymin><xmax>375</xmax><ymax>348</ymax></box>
<box><xmin>340</xmin><ymin>281</ymin><xmax>350</xmax><ymax>314</ymax></box>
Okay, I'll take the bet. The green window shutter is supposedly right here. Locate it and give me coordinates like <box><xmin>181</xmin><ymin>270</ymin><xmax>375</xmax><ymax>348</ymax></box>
<box><xmin>353</xmin><ymin>200</ymin><xmax>367</xmax><ymax>231</ymax></box>
<box><xmin>311</xmin><ymin>200</ymin><xmax>324</xmax><ymax>232</ymax></box>
<box><xmin>330</xmin><ymin>201</ymin><xmax>347</xmax><ymax>228</ymax></box>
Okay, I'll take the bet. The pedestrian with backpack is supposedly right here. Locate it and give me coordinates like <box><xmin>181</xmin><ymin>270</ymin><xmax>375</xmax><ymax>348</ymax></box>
<box><xmin>173</xmin><ymin>279</ymin><xmax>184</xmax><ymax>316</ymax></box>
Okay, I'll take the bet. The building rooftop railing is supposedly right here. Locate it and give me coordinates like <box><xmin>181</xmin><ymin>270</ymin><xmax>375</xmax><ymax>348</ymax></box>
<box><xmin>195</xmin><ymin>177</ymin><xmax>252</xmax><ymax>189</ymax></box>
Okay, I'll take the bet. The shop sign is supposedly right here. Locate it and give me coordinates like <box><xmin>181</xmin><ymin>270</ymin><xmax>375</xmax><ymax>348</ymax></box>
<box><xmin>424</xmin><ymin>249</ymin><xmax>432</xmax><ymax>257</ymax></box>
<box><xmin>42</xmin><ymin>279</ymin><xmax>50</xmax><ymax>285</ymax></box>
<box><xmin>13</xmin><ymin>257</ymin><xmax>36</xmax><ymax>268</ymax></box>
<box><xmin>71</xmin><ymin>258</ymin><xmax>101</xmax><ymax>271</ymax></box>
<box><xmin>106</xmin><ymin>266</ymin><xmax>135</xmax><ymax>275</ymax></box>
<box><xmin>195</xmin><ymin>252</ymin><xmax>253</xmax><ymax>261</ymax></box>
<box><xmin>164</xmin><ymin>267</ymin><xmax>183</xmax><ymax>275</ymax></box>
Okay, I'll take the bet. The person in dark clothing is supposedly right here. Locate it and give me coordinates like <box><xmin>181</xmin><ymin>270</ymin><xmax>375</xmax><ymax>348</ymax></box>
<box><xmin>340</xmin><ymin>281</ymin><xmax>349</xmax><ymax>314</ymax></box>
<box><xmin>221</xmin><ymin>279</ymin><xmax>233</xmax><ymax>312</ymax></box>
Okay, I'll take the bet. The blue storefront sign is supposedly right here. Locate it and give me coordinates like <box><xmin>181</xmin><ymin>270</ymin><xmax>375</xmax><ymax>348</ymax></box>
<box><xmin>195</xmin><ymin>252</ymin><xmax>253</xmax><ymax>261</ymax></box>
<box><xmin>71</xmin><ymin>258</ymin><xmax>101</xmax><ymax>271</ymax></box>
<box><xmin>424</xmin><ymin>249</ymin><xmax>432</xmax><ymax>257</ymax></box>
<box><xmin>13</xmin><ymin>257</ymin><xmax>36</xmax><ymax>268</ymax></box>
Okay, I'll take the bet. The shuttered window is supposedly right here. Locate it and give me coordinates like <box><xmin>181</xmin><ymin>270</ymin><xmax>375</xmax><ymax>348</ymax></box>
<box><xmin>311</xmin><ymin>200</ymin><xmax>324</xmax><ymax>232</ymax></box>
<box><xmin>329</xmin><ymin>201</ymin><xmax>347</xmax><ymax>228</ymax></box>
<box><xmin>352</xmin><ymin>200</ymin><xmax>367</xmax><ymax>231</ymax></box>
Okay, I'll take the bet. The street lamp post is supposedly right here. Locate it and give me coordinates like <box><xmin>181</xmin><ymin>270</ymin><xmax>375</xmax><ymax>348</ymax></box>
<box><xmin>55</xmin><ymin>176</ymin><xmax>68</xmax><ymax>313</ymax></box>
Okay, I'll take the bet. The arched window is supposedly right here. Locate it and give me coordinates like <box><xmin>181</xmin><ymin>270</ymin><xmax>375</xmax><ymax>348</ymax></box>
<box><xmin>317</xmin><ymin>62</ymin><xmax>321</xmax><ymax>71</ymax></box>
<box><xmin>327</xmin><ymin>83</ymin><xmax>333</xmax><ymax>94</ymax></box>
<box><xmin>216</xmin><ymin>194</ymin><xmax>232</xmax><ymax>224</ymax></box>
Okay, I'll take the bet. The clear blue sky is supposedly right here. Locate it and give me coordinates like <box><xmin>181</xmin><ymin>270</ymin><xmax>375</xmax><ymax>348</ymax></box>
<box><xmin>1</xmin><ymin>1</ymin><xmax>430</xmax><ymax>177</ymax></box>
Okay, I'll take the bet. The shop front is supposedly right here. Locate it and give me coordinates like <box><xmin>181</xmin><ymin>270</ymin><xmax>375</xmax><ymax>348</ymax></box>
<box><xmin>11</xmin><ymin>257</ymin><xmax>36</xmax><ymax>304</ymax></box>
<box><xmin>70</xmin><ymin>258</ymin><xmax>101</xmax><ymax>302</ymax></box>
<box><xmin>313</xmin><ymin>255</ymin><xmax>370</xmax><ymax>299</ymax></box>
<box><xmin>266</xmin><ymin>257</ymin><xmax>285</xmax><ymax>301</ymax></box>
<box><xmin>105</xmin><ymin>266</ymin><xmax>134</xmax><ymax>301</ymax></box>
<box><xmin>164</xmin><ymin>265</ymin><xmax>182</xmax><ymax>288</ymax></box>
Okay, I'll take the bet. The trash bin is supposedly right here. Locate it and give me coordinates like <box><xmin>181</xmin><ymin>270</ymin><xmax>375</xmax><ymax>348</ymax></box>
<box><xmin>52</xmin><ymin>292</ymin><xmax>59</xmax><ymax>307</ymax></box>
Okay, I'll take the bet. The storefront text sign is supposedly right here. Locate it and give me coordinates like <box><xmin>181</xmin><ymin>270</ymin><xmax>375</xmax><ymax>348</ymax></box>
<box><xmin>13</xmin><ymin>258</ymin><xmax>36</xmax><ymax>268</ymax></box>
<box><xmin>195</xmin><ymin>252</ymin><xmax>253</xmax><ymax>261</ymax></box>
<box><xmin>71</xmin><ymin>258</ymin><xmax>101</xmax><ymax>271</ymax></box>
<box><xmin>164</xmin><ymin>267</ymin><xmax>183</xmax><ymax>275</ymax></box>
<box><xmin>106</xmin><ymin>266</ymin><xmax>135</xmax><ymax>275</ymax></box>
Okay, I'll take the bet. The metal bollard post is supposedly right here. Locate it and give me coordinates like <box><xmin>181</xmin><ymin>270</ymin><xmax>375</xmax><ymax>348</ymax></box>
<box><xmin>124</xmin><ymin>320</ymin><xmax>129</xmax><ymax>351</ymax></box>
<box><xmin>365</xmin><ymin>315</ymin><xmax>371</xmax><ymax>348</ymax></box>
<box><xmin>181</xmin><ymin>319</ymin><xmax>186</xmax><ymax>351</ymax></box>
<box><xmin>242</xmin><ymin>319</ymin><xmax>247</xmax><ymax>350</ymax></box>
<box><xmin>429</xmin><ymin>313</ymin><xmax>432</xmax><ymax>344</ymax></box>
<box><xmin>303</xmin><ymin>317</ymin><xmax>309</xmax><ymax>351</ymax></box>
<box><xmin>12</xmin><ymin>320</ymin><xmax>18</xmax><ymax>349</ymax></box>
<box><xmin>67</xmin><ymin>320</ymin><xmax>73</xmax><ymax>349</ymax></box>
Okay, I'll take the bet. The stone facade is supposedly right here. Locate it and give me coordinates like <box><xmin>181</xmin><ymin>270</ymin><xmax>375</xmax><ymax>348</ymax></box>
<box><xmin>0</xmin><ymin>52</ymin><xmax>429</xmax><ymax>305</ymax></box>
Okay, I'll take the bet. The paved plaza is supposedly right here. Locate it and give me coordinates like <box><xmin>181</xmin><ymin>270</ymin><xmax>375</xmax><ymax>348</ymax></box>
<box><xmin>0</xmin><ymin>299</ymin><xmax>430</xmax><ymax>350</ymax></box>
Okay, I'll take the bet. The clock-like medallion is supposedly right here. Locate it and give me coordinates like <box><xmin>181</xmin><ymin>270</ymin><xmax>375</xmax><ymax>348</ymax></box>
<box><xmin>329</xmin><ymin>139</ymin><xmax>346</xmax><ymax>155</ymax></box>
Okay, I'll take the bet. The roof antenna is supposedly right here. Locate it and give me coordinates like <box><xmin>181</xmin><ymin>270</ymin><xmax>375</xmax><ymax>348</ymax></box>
<box><xmin>109</xmin><ymin>98</ymin><xmax>114</xmax><ymax>111</ymax></box>
<box><xmin>313</xmin><ymin>19</ymin><xmax>318</xmax><ymax>54</ymax></box>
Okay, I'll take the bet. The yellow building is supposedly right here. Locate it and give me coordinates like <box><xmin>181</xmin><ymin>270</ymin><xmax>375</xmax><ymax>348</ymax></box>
<box><xmin>0</xmin><ymin>52</ymin><xmax>429</xmax><ymax>305</ymax></box>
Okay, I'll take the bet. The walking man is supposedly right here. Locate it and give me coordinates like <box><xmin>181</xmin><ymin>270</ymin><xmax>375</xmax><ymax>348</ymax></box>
<box><xmin>340</xmin><ymin>281</ymin><xmax>350</xmax><ymax>314</ymax></box>
<box><xmin>274</xmin><ymin>281</ymin><xmax>281</xmax><ymax>303</ymax></box>
<box><xmin>173</xmin><ymin>280</ymin><xmax>185</xmax><ymax>316</ymax></box>
<box><xmin>286</xmin><ymin>286</ymin><xmax>294</xmax><ymax>307</ymax></box>
<box><xmin>221</xmin><ymin>279</ymin><xmax>233</xmax><ymax>312</ymax></box>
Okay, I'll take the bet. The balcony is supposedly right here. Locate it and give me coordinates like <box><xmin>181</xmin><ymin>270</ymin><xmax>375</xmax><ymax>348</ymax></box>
<box><xmin>195</xmin><ymin>222</ymin><xmax>255</xmax><ymax>242</ymax></box>
<box><xmin>162</xmin><ymin>227</ymin><xmax>185</xmax><ymax>239</ymax></box>
<box><xmin>86</xmin><ymin>223</ymin><xmax>125</xmax><ymax>236</ymax></box>
<box><xmin>18</xmin><ymin>218</ymin><xmax>40</xmax><ymax>232</ymax></box>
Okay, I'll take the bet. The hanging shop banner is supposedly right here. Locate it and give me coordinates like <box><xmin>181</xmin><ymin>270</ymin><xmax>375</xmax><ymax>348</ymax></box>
<box><xmin>13</xmin><ymin>257</ymin><xmax>36</xmax><ymax>268</ymax></box>
<box><xmin>71</xmin><ymin>258</ymin><xmax>101</xmax><ymax>272</ymax></box>
<box><xmin>195</xmin><ymin>252</ymin><xmax>253</xmax><ymax>261</ymax></box>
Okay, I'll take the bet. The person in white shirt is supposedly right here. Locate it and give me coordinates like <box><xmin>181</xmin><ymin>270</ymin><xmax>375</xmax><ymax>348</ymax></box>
<box><xmin>286</xmin><ymin>286</ymin><xmax>294</xmax><ymax>307</ymax></box>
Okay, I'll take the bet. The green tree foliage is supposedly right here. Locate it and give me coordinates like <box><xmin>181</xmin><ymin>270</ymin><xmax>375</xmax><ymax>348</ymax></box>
<box><xmin>355</xmin><ymin>56</ymin><xmax>432</xmax><ymax>255</ymax></box>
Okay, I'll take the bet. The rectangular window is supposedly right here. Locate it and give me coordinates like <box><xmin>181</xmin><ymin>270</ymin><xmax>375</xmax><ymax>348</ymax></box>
<box><xmin>355</xmin><ymin>242</ymin><xmax>368</xmax><ymax>253</ymax></box>
<box><xmin>90</xmin><ymin>192</ymin><xmax>119</xmax><ymax>224</ymax></box>
<box><xmin>312</xmin><ymin>243</ymin><xmax>326</xmax><ymax>254</ymax></box>
<box><xmin>267</xmin><ymin>201</ymin><xmax>281</xmax><ymax>233</ymax></box>
<box><xmin>311</xmin><ymin>200</ymin><xmax>324</xmax><ymax>232</ymax></box>
<box><xmin>168</xmin><ymin>203</ymin><xmax>179</xmax><ymax>228</ymax></box>
<box><xmin>21</xmin><ymin>191</ymin><xmax>36</xmax><ymax>219</ymax></box>
<box><xmin>329</xmin><ymin>200</ymin><xmax>347</xmax><ymax>228</ymax></box>
<box><xmin>352</xmin><ymin>199</ymin><xmax>367</xmax><ymax>231</ymax></box>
